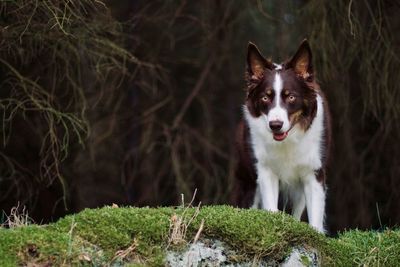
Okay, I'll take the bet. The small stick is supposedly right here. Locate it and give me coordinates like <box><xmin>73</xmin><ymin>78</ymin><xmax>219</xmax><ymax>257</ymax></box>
<box><xmin>193</xmin><ymin>219</ymin><xmax>204</xmax><ymax>244</ymax></box>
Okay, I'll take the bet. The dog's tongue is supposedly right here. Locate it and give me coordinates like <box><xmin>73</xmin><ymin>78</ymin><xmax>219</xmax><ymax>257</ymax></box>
<box><xmin>273</xmin><ymin>132</ymin><xmax>288</xmax><ymax>141</ymax></box>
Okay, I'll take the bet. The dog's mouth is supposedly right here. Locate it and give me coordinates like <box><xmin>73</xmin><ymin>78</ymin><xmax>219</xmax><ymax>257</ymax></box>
<box><xmin>273</xmin><ymin>131</ymin><xmax>288</xmax><ymax>141</ymax></box>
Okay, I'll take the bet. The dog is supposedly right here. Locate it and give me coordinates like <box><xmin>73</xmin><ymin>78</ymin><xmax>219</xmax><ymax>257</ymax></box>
<box><xmin>233</xmin><ymin>40</ymin><xmax>331</xmax><ymax>233</ymax></box>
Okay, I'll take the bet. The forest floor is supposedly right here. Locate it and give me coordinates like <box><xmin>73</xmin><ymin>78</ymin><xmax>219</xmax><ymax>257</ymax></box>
<box><xmin>0</xmin><ymin>205</ymin><xmax>399</xmax><ymax>266</ymax></box>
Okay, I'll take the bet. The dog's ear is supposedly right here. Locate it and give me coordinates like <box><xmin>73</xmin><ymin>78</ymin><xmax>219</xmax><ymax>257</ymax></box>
<box><xmin>287</xmin><ymin>39</ymin><xmax>313</xmax><ymax>80</ymax></box>
<box><xmin>247</xmin><ymin>42</ymin><xmax>272</xmax><ymax>79</ymax></box>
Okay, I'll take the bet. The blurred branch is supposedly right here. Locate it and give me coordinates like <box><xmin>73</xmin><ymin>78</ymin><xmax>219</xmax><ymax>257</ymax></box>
<box><xmin>172</xmin><ymin>56</ymin><xmax>215</xmax><ymax>129</ymax></box>
<box><xmin>256</xmin><ymin>0</ymin><xmax>279</xmax><ymax>22</ymax></box>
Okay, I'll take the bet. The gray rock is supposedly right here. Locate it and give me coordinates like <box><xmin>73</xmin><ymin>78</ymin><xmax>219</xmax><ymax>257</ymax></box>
<box><xmin>281</xmin><ymin>247</ymin><xmax>319</xmax><ymax>267</ymax></box>
<box><xmin>166</xmin><ymin>240</ymin><xmax>227</xmax><ymax>267</ymax></box>
<box><xmin>166</xmin><ymin>239</ymin><xmax>319</xmax><ymax>267</ymax></box>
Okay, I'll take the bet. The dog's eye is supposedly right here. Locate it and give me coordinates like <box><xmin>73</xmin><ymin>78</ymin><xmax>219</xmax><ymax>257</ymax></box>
<box><xmin>288</xmin><ymin>95</ymin><xmax>296</xmax><ymax>103</ymax></box>
<box><xmin>261</xmin><ymin>96</ymin><xmax>269</xmax><ymax>102</ymax></box>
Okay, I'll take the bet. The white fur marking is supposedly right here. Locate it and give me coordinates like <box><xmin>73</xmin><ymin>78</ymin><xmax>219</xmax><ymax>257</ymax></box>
<box><xmin>273</xmin><ymin>63</ymin><xmax>283</xmax><ymax>70</ymax></box>
<box><xmin>268</xmin><ymin>73</ymin><xmax>290</xmax><ymax>132</ymax></box>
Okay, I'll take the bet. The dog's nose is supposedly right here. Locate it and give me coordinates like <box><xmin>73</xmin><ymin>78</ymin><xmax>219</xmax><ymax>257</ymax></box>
<box><xmin>269</xmin><ymin>120</ymin><xmax>283</xmax><ymax>131</ymax></box>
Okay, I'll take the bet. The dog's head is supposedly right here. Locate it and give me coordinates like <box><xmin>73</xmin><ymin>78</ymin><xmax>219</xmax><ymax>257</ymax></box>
<box><xmin>245</xmin><ymin>40</ymin><xmax>318</xmax><ymax>142</ymax></box>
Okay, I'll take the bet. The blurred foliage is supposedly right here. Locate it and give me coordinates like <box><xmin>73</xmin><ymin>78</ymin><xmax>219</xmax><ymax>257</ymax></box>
<box><xmin>0</xmin><ymin>0</ymin><xmax>154</xmax><ymax>216</ymax></box>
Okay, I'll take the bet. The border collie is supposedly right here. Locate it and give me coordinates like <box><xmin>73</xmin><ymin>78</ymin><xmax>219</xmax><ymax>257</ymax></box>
<box><xmin>233</xmin><ymin>40</ymin><xmax>331</xmax><ymax>233</ymax></box>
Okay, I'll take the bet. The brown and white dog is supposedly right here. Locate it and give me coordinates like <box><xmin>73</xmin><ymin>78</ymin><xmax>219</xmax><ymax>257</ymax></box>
<box><xmin>233</xmin><ymin>40</ymin><xmax>331</xmax><ymax>233</ymax></box>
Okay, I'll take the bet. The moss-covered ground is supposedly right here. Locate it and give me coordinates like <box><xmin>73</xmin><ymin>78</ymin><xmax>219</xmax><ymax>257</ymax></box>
<box><xmin>0</xmin><ymin>205</ymin><xmax>399</xmax><ymax>266</ymax></box>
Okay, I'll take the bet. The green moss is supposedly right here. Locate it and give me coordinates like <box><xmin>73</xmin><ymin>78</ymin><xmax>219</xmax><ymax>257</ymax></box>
<box><xmin>0</xmin><ymin>205</ymin><xmax>399</xmax><ymax>266</ymax></box>
<box><xmin>51</xmin><ymin>206</ymin><xmax>174</xmax><ymax>265</ymax></box>
<box><xmin>0</xmin><ymin>225</ymin><xmax>84</xmax><ymax>266</ymax></box>
<box><xmin>300</xmin><ymin>254</ymin><xmax>311</xmax><ymax>266</ymax></box>
<box><xmin>189</xmin><ymin>206</ymin><xmax>324</xmax><ymax>259</ymax></box>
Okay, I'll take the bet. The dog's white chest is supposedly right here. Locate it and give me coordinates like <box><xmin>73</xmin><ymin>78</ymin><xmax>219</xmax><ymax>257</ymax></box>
<box><xmin>260</xmin><ymin>135</ymin><xmax>321</xmax><ymax>183</ymax></box>
<box><xmin>244</xmin><ymin>95</ymin><xmax>325</xmax><ymax>184</ymax></box>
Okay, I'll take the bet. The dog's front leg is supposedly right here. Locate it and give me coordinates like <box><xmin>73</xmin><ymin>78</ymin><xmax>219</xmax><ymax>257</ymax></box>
<box><xmin>251</xmin><ymin>186</ymin><xmax>261</xmax><ymax>208</ymax></box>
<box><xmin>257</xmin><ymin>165</ymin><xmax>279</xmax><ymax>211</ymax></box>
<box><xmin>303</xmin><ymin>174</ymin><xmax>326</xmax><ymax>233</ymax></box>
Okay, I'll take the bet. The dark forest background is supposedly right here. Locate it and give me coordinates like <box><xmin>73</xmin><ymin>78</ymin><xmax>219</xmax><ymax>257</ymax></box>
<box><xmin>0</xmin><ymin>0</ymin><xmax>399</xmax><ymax>233</ymax></box>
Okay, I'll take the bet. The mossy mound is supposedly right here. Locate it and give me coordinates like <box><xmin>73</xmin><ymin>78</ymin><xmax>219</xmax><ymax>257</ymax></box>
<box><xmin>0</xmin><ymin>205</ymin><xmax>399</xmax><ymax>266</ymax></box>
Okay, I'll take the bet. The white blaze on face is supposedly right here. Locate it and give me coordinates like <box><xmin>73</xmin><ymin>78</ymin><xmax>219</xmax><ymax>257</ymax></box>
<box><xmin>273</xmin><ymin>63</ymin><xmax>283</xmax><ymax>70</ymax></box>
<box><xmin>265</xmin><ymin>73</ymin><xmax>290</xmax><ymax>132</ymax></box>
